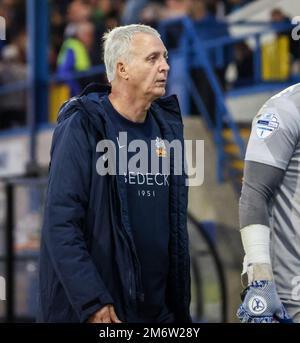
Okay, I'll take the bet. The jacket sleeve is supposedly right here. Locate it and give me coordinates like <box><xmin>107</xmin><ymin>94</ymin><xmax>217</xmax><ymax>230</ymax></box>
<box><xmin>43</xmin><ymin>112</ymin><xmax>113</xmax><ymax>322</ymax></box>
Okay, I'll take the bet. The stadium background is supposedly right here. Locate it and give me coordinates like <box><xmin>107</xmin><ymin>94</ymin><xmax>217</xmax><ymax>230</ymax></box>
<box><xmin>0</xmin><ymin>0</ymin><xmax>299</xmax><ymax>323</ymax></box>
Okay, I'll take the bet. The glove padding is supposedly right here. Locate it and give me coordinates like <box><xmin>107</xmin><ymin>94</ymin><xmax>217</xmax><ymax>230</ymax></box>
<box><xmin>237</xmin><ymin>280</ymin><xmax>293</xmax><ymax>323</ymax></box>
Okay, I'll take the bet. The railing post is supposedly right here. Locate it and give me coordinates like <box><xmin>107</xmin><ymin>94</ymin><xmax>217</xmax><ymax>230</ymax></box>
<box><xmin>5</xmin><ymin>182</ymin><xmax>14</xmax><ymax>322</ymax></box>
<box><xmin>26</xmin><ymin>0</ymin><xmax>49</xmax><ymax>168</ymax></box>
<box><xmin>159</xmin><ymin>19</ymin><xmax>190</xmax><ymax>115</ymax></box>
<box><xmin>254</xmin><ymin>33</ymin><xmax>261</xmax><ymax>83</ymax></box>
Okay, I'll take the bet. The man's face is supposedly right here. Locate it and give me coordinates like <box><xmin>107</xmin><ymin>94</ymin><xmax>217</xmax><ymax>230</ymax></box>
<box><xmin>125</xmin><ymin>33</ymin><xmax>170</xmax><ymax>100</ymax></box>
<box><xmin>271</xmin><ymin>11</ymin><xmax>284</xmax><ymax>22</ymax></box>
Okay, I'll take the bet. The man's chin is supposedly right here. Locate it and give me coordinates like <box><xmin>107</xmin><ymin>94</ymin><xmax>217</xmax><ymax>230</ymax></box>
<box><xmin>155</xmin><ymin>87</ymin><xmax>166</xmax><ymax>97</ymax></box>
<box><xmin>148</xmin><ymin>87</ymin><xmax>166</xmax><ymax>101</ymax></box>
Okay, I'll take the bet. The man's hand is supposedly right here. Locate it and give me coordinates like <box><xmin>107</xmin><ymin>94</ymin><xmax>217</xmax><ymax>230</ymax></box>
<box><xmin>87</xmin><ymin>304</ymin><xmax>122</xmax><ymax>323</ymax></box>
<box><xmin>237</xmin><ymin>280</ymin><xmax>293</xmax><ymax>323</ymax></box>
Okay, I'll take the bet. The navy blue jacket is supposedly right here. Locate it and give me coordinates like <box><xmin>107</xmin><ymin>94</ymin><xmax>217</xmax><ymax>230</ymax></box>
<box><xmin>37</xmin><ymin>84</ymin><xmax>191</xmax><ymax>323</ymax></box>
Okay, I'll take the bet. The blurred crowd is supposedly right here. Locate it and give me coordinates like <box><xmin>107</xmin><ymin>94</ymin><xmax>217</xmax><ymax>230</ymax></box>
<box><xmin>0</xmin><ymin>0</ymin><xmax>254</xmax><ymax>70</ymax></box>
<box><xmin>0</xmin><ymin>0</ymin><xmax>299</xmax><ymax>129</ymax></box>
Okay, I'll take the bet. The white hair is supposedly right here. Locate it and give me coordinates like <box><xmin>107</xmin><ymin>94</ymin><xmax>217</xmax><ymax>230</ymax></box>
<box><xmin>103</xmin><ymin>24</ymin><xmax>161</xmax><ymax>82</ymax></box>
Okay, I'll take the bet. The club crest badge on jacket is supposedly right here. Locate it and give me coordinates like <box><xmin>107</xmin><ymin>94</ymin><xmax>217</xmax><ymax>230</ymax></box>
<box><xmin>155</xmin><ymin>137</ymin><xmax>167</xmax><ymax>157</ymax></box>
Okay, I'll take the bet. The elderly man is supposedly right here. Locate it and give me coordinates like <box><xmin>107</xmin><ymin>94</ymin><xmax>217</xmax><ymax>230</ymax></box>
<box><xmin>37</xmin><ymin>24</ymin><xmax>191</xmax><ymax>323</ymax></box>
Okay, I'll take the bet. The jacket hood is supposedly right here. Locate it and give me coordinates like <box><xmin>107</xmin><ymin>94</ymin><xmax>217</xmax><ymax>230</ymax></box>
<box><xmin>57</xmin><ymin>84</ymin><xmax>110</xmax><ymax>131</ymax></box>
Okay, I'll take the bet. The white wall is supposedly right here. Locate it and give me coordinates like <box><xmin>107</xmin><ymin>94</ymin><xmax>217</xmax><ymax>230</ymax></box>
<box><xmin>0</xmin><ymin>128</ymin><xmax>53</xmax><ymax>177</ymax></box>
<box><xmin>226</xmin><ymin>89</ymin><xmax>280</xmax><ymax>123</ymax></box>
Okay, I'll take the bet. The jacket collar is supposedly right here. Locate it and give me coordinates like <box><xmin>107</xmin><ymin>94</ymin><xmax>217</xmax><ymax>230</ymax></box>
<box><xmin>80</xmin><ymin>82</ymin><xmax>183</xmax><ymax>127</ymax></box>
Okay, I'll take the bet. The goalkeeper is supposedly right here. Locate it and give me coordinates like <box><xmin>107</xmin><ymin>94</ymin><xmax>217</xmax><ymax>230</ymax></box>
<box><xmin>237</xmin><ymin>84</ymin><xmax>300</xmax><ymax>323</ymax></box>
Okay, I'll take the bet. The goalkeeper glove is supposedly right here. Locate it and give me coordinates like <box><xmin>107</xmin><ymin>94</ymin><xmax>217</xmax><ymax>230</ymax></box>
<box><xmin>237</xmin><ymin>280</ymin><xmax>293</xmax><ymax>323</ymax></box>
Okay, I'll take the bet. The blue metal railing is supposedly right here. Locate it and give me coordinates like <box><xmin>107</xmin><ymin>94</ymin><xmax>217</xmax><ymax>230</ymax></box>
<box><xmin>0</xmin><ymin>65</ymin><xmax>106</xmax><ymax>96</ymax></box>
<box><xmin>159</xmin><ymin>17</ymin><xmax>243</xmax><ymax>181</ymax></box>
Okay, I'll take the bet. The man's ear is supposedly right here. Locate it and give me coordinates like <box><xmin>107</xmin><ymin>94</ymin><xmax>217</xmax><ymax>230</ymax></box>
<box><xmin>116</xmin><ymin>61</ymin><xmax>129</xmax><ymax>80</ymax></box>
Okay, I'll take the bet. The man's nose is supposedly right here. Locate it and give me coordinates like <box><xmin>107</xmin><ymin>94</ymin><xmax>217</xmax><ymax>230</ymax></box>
<box><xmin>159</xmin><ymin>58</ymin><xmax>170</xmax><ymax>72</ymax></box>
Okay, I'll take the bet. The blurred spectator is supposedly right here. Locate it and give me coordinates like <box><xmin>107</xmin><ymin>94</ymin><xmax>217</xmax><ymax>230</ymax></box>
<box><xmin>160</xmin><ymin>0</ymin><xmax>193</xmax><ymax>50</ymax></box>
<box><xmin>190</xmin><ymin>0</ymin><xmax>232</xmax><ymax>123</ymax></box>
<box><xmin>271</xmin><ymin>8</ymin><xmax>300</xmax><ymax>67</ymax></box>
<box><xmin>122</xmin><ymin>0</ymin><xmax>149</xmax><ymax>25</ymax></box>
<box><xmin>91</xmin><ymin>0</ymin><xmax>115</xmax><ymax>24</ymax></box>
<box><xmin>57</xmin><ymin>21</ymin><xmax>94</xmax><ymax>95</ymax></box>
<box><xmin>12</xmin><ymin>29</ymin><xmax>27</xmax><ymax>63</ymax></box>
<box><xmin>189</xmin><ymin>0</ymin><xmax>206</xmax><ymax>20</ymax></box>
<box><xmin>233</xmin><ymin>41</ymin><xmax>254</xmax><ymax>86</ymax></box>
<box><xmin>190</xmin><ymin>0</ymin><xmax>233</xmax><ymax>81</ymax></box>
<box><xmin>0</xmin><ymin>44</ymin><xmax>27</xmax><ymax>129</ymax></box>
<box><xmin>162</xmin><ymin>0</ymin><xmax>192</xmax><ymax>19</ymax></box>
<box><xmin>90</xmin><ymin>0</ymin><xmax>121</xmax><ymax>65</ymax></box>
<box><xmin>205</xmin><ymin>0</ymin><xmax>226</xmax><ymax>19</ymax></box>
<box><xmin>50</xmin><ymin>5</ymin><xmax>66</xmax><ymax>71</ymax></box>
<box><xmin>67</xmin><ymin>0</ymin><xmax>92</xmax><ymax>23</ymax></box>
<box><xmin>0</xmin><ymin>0</ymin><xmax>25</xmax><ymax>43</ymax></box>
<box><xmin>140</xmin><ymin>2</ymin><xmax>164</xmax><ymax>29</ymax></box>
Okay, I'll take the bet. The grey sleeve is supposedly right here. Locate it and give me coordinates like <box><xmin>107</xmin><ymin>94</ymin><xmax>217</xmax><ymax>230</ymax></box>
<box><xmin>239</xmin><ymin>160</ymin><xmax>284</xmax><ymax>228</ymax></box>
<box><xmin>245</xmin><ymin>97</ymin><xmax>300</xmax><ymax>170</ymax></box>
